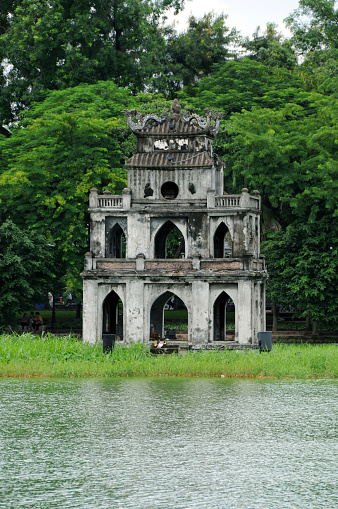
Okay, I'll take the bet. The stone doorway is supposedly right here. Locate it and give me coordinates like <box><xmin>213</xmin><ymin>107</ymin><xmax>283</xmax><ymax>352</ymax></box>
<box><xmin>150</xmin><ymin>291</ymin><xmax>188</xmax><ymax>340</ymax></box>
<box><xmin>102</xmin><ymin>291</ymin><xmax>123</xmax><ymax>340</ymax></box>
<box><xmin>213</xmin><ymin>291</ymin><xmax>235</xmax><ymax>341</ymax></box>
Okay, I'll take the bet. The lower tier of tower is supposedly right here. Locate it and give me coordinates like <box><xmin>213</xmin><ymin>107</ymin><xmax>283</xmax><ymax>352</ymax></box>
<box><xmin>82</xmin><ymin>268</ymin><xmax>267</xmax><ymax>346</ymax></box>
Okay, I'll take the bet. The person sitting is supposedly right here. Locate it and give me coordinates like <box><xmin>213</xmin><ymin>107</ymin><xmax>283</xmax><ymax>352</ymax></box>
<box><xmin>33</xmin><ymin>312</ymin><xmax>44</xmax><ymax>332</ymax></box>
<box><xmin>20</xmin><ymin>313</ymin><xmax>29</xmax><ymax>332</ymax></box>
<box><xmin>28</xmin><ymin>312</ymin><xmax>35</xmax><ymax>331</ymax></box>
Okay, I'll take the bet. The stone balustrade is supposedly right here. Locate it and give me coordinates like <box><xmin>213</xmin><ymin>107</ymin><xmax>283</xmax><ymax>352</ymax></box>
<box><xmin>89</xmin><ymin>187</ymin><xmax>260</xmax><ymax>211</ymax></box>
<box><xmin>97</xmin><ymin>196</ymin><xmax>123</xmax><ymax>208</ymax></box>
<box><xmin>215</xmin><ymin>195</ymin><xmax>241</xmax><ymax>208</ymax></box>
<box><xmin>89</xmin><ymin>188</ymin><xmax>131</xmax><ymax>209</ymax></box>
<box><xmin>214</xmin><ymin>188</ymin><xmax>260</xmax><ymax>210</ymax></box>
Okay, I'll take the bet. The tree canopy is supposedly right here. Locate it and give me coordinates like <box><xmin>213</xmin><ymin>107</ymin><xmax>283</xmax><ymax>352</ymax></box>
<box><xmin>0</xmin><ymin>219</ymin><xmax>53</xmax><ymax>328</ymax></box>
<box><xmin>0</xmin><ymin>0</ymin><xmax>185</xmax><ymax>121</ymax></box>
<box><xmin>0</xmin><ymin>81</ymin><xmax>135</xmax><ymax>290</ymax></box>
<box><xmin>263</xmin><ymin>218</ymin><xmax>338</xmax><ymax>327</ymax></box>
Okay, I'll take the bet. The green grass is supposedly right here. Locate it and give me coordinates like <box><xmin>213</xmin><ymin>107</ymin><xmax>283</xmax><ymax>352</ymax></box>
<box><xmin>164</xmin><ymin>322</ymin><xmax>188</xmax><ymax>330</ymax></box>
<box><xmin>1</xmin><ymin>333</ymin><xmax>338</xmax><ymax>379</ymax></box>
<box><xmin>164</xmin><ymin>310</ymin><xmax>188</xmax><ymax>319</ymax></box>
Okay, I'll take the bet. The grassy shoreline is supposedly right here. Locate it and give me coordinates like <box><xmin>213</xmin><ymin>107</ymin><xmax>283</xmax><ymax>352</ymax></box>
<box><xmin>1</xmin><ymin>333</ymin><xmax>338</xmax><ymax>379</ymax></box>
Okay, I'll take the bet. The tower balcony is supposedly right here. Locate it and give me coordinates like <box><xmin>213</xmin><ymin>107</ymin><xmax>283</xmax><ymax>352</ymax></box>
<box><xmin>89</xmin><ymin>187</ymin><xmax>261</xmax><ymax>212</ymax></box>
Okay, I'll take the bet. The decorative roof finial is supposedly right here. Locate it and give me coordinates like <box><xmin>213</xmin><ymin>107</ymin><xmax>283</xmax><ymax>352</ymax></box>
<box><xmin>171</xmin><ymin>99</ymin><xmax>181</xmax><ymax>118</ymax></box>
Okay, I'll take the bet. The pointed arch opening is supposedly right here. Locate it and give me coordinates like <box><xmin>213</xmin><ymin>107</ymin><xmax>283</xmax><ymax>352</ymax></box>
<box><xmin>214</xmin><ymin>222</ymin><xmax>232</xmax><ymax>258</ymax></box>
<box><xmin>102</xmin><ymin>291</ymin><xmax>123</xmax><ymax>340</ymax></box>
<box><xmin>107</xmin><ymin>224</ymin><xmax>126</xmax><ymax>258</ymax></box>
<box><xmin>154</xmin><ymin>221</ymin><xmax>185</xmax><ymax>259</ymax></box>
<box><xmin>150</xmin><ymin>292</ymin><xmax>188</xmax><ymax>341</ymax></box>
<box><xmin>213</xmin><ymin>292</ymin><xmax>235</xmax><ymax>341</ymax></box>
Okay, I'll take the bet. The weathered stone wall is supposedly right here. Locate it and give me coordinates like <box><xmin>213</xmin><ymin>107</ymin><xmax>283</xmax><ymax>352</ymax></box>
<box><xmin>127</xmin><ymin>167</ymin><xmax>217</xmax><ymax>201</ymax></box>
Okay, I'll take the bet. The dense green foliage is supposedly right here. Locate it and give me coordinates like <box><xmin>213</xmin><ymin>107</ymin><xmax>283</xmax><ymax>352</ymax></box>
<box><xmin>263</xmin><ymin>220</ymin><xmax>338</xmax><ymax>324</ymax></box>
<box><xmin>162</xmin><ymin>13</ymin><xmax>238</xmax><ymax>97</ymax></box>
<box><xmin>1</xmin><ymin>334</ymin><xmax>338</xmax><ymax>378</ymax></box>
<box><xmin>0</xmin><ymin>82</ymin><xmax>134</xmax><ymax>289</ymax></box>
<box><xmin>0</xmin><ymin>220</ymin><xmax>53</xmax><ymax>327</ymax></box>
<box><xmin>0</xmin><ymin>0</ymin><xmax>337</xmax><ymax>323</ymax></box>
<box><xmin>0</xmin><ymin>0</ymin><xmax>185</xmax><ymax>120</ymax></box>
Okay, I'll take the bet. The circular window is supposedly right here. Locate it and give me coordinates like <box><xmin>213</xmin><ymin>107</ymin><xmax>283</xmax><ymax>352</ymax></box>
<box><xmin>161</xmin><ymin>181</ymin><xmax>179</xmax><ymax>200</ymax></box>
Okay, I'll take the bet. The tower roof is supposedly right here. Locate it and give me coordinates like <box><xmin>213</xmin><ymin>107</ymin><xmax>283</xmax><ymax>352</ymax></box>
<box><xmin>124</xmin><ymin>100</ymin><xmax>222</xmax><ymax>137</ymax></box>
<box><xmin>126</xmin><ymin>151</ymin><xmax>214</xmax><ymax>168</ymax></box>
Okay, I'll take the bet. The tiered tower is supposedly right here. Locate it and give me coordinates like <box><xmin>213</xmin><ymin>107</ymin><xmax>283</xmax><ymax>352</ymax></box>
<box><xmin>82</xmin><ymin>100</ymin><xmax>267</xmax><ymax>346</ymax></box>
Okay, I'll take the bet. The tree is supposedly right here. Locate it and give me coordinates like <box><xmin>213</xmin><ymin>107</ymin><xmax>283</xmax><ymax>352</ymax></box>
<box><xmin>180</xmin><ymin>58</ymin><xmax>307</xmax><ymax>119</ymax></box>
<box><xmin>242</xmin><ymin>23</ymin><xmax>297</xmax><ymax>70</ymax></box>
<box><xmin>285</xmin><ymin>0</ymin><xmax>338</xmax><ymax>91</ymax></box>
<box><xmin>179</xmin><ymin>58</ymin><xmax>310</xmax><ymax>187</ymax></box>
<box><xmin>0</xmin><ymin>81</ymin><xmax>135</xmax><ymax>291</ymax></box>
<box><xmin>263</xmin><ymin>218</ymin><xmax>338</xmax><ymax>330</ymax></box>
<box><xmin>0</xmin><ymin>0</ymin><xmax>185</xmax><ymax>122</ymax></box>
<box><xmin>285</xmin><ymin>0</ymin><xmax>338</xmax><ymax>54</ymax></box>
<box><xmin>160</xmin><ymin>12</ymin><xmax>237</xmax><ymax>97</ymax></box>
<box><xmin>0</xmin><ymin>219</ymin><xmax>53</xmax><ymax>328</ymax></box>
<box><xmin>222</xmin><ymin>89</ymin><xmax>338</xmax><ymax>326</ymax></box>
<box><xmin>223</xmin><ymin>92</ymin><xmax>338</xmax><ymax>224</ymax></box>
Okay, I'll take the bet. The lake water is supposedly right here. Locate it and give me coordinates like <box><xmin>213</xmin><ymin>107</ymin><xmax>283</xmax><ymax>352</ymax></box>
<box><xmin>0</xmin><ymin>378</ymin><xmax>337</xmax><ymax>509</ymax></box>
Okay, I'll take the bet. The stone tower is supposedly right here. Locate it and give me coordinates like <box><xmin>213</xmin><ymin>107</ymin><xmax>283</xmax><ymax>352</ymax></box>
<box><xmin>82</xmin><ymin>101</ymin><xmax>267</xmax><ymax>346</ymax></box>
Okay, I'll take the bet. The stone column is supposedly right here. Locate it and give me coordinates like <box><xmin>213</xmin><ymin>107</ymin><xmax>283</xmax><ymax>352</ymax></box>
<box><xmin>90</xmin><ymin>212</ymin><xmax>105</xmax><ymax>257</ymax></box>
<box><xmin>207</xmin><ymin>188</ymin><xmax>215</xmax><ymax>208</ymax></box>
<box><xmin>240</xmin><ymin>187</ymin><xmax>250</xmax><ymax>208</ymax></box>
<box><xmin>125</xmin><ymin>280</ymin><xmax>145</xmax><ymax>343</ymax></box>
<box><xmin>89</xmin><ymin>188</ymin><xmax>98</xmax><ymax>208</ymax></box>
<box><xmin>82</xmin><ymin>279</ymin><xmax>99</xmax><ymax>344</ymax></box>
<box><xmin>136</xmin><ymin>253</ymin><xmax>145</xmax><ymax>270</ymax></box>
<box><xmin>84</xmin><ymin>252</ymin><xmax>93</xmax><ymax>271</ymax></box>
<box><xmin>191</xmin><ymin>281</ymin><xmax>209</xmax><ymax>345</ymax></box>
<box><xmin>237</xmin><ymin>279</ymin><xmax>253</xmax><ymax>344</ymax></box>
<box><xmin>123</xmin><ymin>187</ymin><xmax>132</xmax><ymax>209</ymax></box>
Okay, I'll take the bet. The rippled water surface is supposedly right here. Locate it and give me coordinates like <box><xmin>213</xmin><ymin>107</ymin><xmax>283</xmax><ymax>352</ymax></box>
<box><xmin>0</xmin><ymin>378</ymin><xmax>337</xmax><ymax>508</ymax></box>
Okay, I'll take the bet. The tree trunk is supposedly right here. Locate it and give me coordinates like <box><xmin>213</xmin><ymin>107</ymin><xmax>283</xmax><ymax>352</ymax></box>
<box><xmin>312</xmin><ymin>320</ymin><xmax>318</xmax><ymax>335</ymax></box>
<box><xmin>272</xmin><ymin>300</ymin><xmax>278</xmax><ymax>332</ymax></box>
<box><xmin>174</xmin><ymin>239</ymin><xmax>185</xmax><ymax>258</ymax></box>
<box><xmin>305</xmin><ymin>316</ymin><xmax>311</xmax><ymax>331</ymax></box>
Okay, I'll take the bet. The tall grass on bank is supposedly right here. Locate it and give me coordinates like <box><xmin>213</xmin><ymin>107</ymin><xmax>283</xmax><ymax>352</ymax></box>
<box><xmin>0</xmin><ymin>333</ymin><xmax>338</xmax><ymax>379</ymax></box>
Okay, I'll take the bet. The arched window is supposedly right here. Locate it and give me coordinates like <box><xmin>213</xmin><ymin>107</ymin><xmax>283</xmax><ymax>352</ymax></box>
<box><xmin>154</xmin><ymin>221</ymin><xmax>185</xmax><ymax>259</ymax></box>
<box><xmin>107</xmin><ymin>224</ymin><xmax>126</xmax><ymax>258</ymax></box>
<box><xmin>214</xmin><ymin>222</ymin><xmax>231</xmax><ymax>258</ymax></box>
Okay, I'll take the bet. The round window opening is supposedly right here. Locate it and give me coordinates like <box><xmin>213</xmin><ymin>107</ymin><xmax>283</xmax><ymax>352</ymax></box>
<box><xmin>161</xmin><ymin>181</ymin><xmax>179</xmax><ymax>200</ymax></box>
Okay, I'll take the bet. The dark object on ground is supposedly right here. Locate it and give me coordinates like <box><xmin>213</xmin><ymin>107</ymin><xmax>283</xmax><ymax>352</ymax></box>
<box><xmin>165</xmin><ymin>329</ymin><xmax>176</xmax><ymax>340</ymax></box>
<box><xmin>258</xmin><ymin>331</ymin><xmax>272</xmax><ymax>352</ymax></box>
<box><xmin>102</xmin><ymin>334</ymin><xmax>115</xmax><ymax>353</ymax></box>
